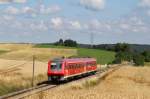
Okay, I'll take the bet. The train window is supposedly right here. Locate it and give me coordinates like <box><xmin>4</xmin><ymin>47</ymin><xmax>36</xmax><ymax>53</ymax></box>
<box><xmin>69</xmin><ymin>64</ymin><xmax>71</xmax><ymax>69</ymax></box>
<box><xmin>76</xmin><ymin>64</ymin><xmax>78</xmax><ymax>68</ymax></box>
<box><xmin>51</xmin><ymin>62</ymin><xmax>62</xmax><ymax>71</ymax></box>
<box><xmin>65</xmin><ymin>65</ymin><xmax>69</xmax><ymax>69</ymax></box>
<box><xmin>86</xmin><ymin>62</ymin><xmax>96</xmax><ymax>67</ymax></box>
<box><xmin>74</xmin><ymin>64</ymin><xmax>76</xmax><ymax>69</ymax></box>
<box><xmin>78</xmin><ymin>64</ymin><xmax>80</xmax><ymax>68</ymax></box>
<box><xmin>68</xmin><ymin>64</ymin><xmax>73</xmax><ymax>69</ymax></box>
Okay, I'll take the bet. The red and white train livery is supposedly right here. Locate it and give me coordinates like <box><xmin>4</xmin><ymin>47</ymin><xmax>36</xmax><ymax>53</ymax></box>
<box><xmin>47</xmin><ymin>58</ymin><xmax>97</xmax><ymax>81</ymax></box>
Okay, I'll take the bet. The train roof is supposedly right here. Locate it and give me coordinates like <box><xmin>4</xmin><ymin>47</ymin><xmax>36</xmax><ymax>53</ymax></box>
<box><xmin>51</xmin><ymin>58</ymin><xmax>96</xmax><ymax>63</ymax></box>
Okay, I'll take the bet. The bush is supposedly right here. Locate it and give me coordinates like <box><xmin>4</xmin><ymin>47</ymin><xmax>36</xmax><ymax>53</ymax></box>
<box><xmin>113</xmin><ymin>51</ymin><xmax>133</xmax><ymax>64</ymax></box>
<box><xmin>142</xmin><ymin>51</ymin><xmax>150</xmax><ymax>62</ymax></box>
<box><xmin>112</xmin><ymin>57</ymin><xmax>121</xmax><ymax>64</ymax></box>
<box><xmin>83</xmin><ymin>77</ymin><xmax>99</xmax><ymax>88</ymax></box>
<box><xmin>133</xmin><ymin>54</ymin><xmax>145</xmax><ymax>66</ymax></box>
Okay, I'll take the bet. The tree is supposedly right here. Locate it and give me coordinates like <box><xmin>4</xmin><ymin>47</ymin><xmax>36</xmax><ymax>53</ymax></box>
<box><xmin>58</xmin><ymin>39</ymin><xmax>63</xmax><ymax>45</ymax></box>
<box><xmin>113</xmin><ymin>43</ymin><xmax>134</xmax><ymax>64</ymax></box>
<box><xmin>142</xmin><ymin>51</ymin><xmax>150</xmax><ymax>62</ymax></box>
<box><xmin>54</xmin><ymin>38</ymin><xmax>64</xmax><ymax>46</ymax></box>
<box><xmin>133</xmin><ymin>54</ymin><xmax>144</xmax><ymax>66</ymax></box>
<box><xmin>113</xmin><ymin>51</ymin><xmax>133</xmax><ymax>64</ymax></box>
<box><xmin>64</xmin><ymin>39</ymin><xmax>77</xmax><ymax>47</ymax></box>
<box><xmin>114</xmin><ymin>43</ymin><xmax>130</xmax><ymax>52</ymax></box>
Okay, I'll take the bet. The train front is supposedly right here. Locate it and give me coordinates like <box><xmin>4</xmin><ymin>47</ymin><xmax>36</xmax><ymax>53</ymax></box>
<box><xmin>47</xmin><ymin>59</ymin><xmax>65</xmax><ymax>81</ymax></box>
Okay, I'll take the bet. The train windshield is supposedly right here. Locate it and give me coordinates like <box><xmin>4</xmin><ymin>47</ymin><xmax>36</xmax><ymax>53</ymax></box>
<box><xmin>51</xmin><ymin>62</ymin><xmax>62</xmax><ymax>71</ymax></box>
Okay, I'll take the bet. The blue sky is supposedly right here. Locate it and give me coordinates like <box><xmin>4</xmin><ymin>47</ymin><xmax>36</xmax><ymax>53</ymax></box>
<box><xmin>0</xmin><ymin>0</ymin><xmax>150</xmax><ymax>44</ymax></box>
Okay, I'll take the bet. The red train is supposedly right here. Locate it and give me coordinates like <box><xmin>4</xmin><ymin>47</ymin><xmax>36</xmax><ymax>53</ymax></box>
<box><xmin>47</xmin><ymin>58</ymin><xmax>97</xmax><ymax>81</ymax></box>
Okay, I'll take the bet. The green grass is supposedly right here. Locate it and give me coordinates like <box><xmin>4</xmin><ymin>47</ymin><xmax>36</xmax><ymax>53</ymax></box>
<box><xmin>34</xmin><ymin>44</ymin><xmax>76</xmax><ymax>49</ymax></box>
<box><xmin>77</xmin><ymin>48</ymin><xmax>115</xmax><ymax>64</ymax></box>
<box><xmin>34</xmin><ymin>44</ymin><xmax>115</xmax><ymax>64</ymax></box>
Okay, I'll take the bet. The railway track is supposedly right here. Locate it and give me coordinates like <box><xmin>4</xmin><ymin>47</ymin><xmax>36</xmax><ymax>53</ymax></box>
<box><xmin>0</xmin><ymin>65</ymin><xmax>122</xmax><ymax>99</ymax></box>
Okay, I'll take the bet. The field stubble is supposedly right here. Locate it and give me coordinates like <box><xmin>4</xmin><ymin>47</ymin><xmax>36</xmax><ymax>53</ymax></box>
<box><xmin>25</xmin><ymin>65</ymin><xmax>150</xmax><ymax>99</ymax></box>
<box><xmin>0</xmin><ymin>44</ymin><xmax>77</xmax><ymax>96</ymax></box>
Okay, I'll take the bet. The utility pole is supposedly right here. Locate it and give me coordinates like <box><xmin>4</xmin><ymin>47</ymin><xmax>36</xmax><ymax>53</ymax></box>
<box><xmin>90</xmin><ymin>32</ymin><xmax>94</xmax><ymax>48</ymax></box>
<box><xmin>32</xmin><ymin>55</ymin><xmax>35</xmax><ymax>87</ymax></box>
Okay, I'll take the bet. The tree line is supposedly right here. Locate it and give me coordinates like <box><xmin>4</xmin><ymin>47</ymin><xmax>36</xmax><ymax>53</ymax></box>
<box><xmin>53</xmin><ymin>39</ymin><xmax>150</xmax><ymax>66</ymax></box>
<box><xmin>54</xmin><ymin>39</ymin><xmax>78</xmax><ymax>47</ymax></box>
<box><xmin>113</xmin><ymin>43</ymin><xmax>150</xmax><ymax>66</ymax></box>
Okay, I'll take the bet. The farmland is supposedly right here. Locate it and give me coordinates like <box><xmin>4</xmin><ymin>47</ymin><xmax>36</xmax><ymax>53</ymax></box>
<box><xmin>0</xmin><ymin>44</ymin><xmax>150</xmax><ymax>98</ymax></box>
<box><xmin>0</xmin><ymin>44</ymin><xmax>77</xmax><ymax>96</ymax></box>
<box><xmin>0</xmin><ymin>44</ymin><xmax>77</xmax><ymax>62</ymax></box>
<box><xmin>0</xmin><ymin>43</ymin><xmax>115</xmax><ymax>76</ymax></box>
<box><xmin>25</xmin><ymin>65</ymin><xmax>150</xmax><ymax>99</ymax></box>
<box><xmin>0</xmin><ymin>43</ymin><xmax>115</xmax><ymax>96</ymax></box>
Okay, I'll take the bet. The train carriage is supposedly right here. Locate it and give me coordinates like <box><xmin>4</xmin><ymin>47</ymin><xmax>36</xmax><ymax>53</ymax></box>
<box><xmin>47</xmin><ymin>58</ymin><xmax>97</xmax><ymax>81</ymax></box>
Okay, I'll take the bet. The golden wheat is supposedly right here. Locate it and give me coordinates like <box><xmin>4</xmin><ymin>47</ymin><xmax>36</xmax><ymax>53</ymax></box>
<box><xmin>25</xmin><ymin>65</ymin><xmax>150</xmax><ymax>99</ymax></box>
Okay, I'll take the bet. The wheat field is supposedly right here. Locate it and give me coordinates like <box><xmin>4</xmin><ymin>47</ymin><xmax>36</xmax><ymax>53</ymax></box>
<box><xmin>25</xmin><ymin>65</ymin><xmax>150</xmax><ymax>99</ymax></box>
<box><xmin>0</xmin><ymin>44</ymin><xmax>77</xmax><ymax>96</ymax></box>
<box><xmin>0</xmin><ymin>44</ymin><xmax>77</xmax><ymax>61</ymax></box>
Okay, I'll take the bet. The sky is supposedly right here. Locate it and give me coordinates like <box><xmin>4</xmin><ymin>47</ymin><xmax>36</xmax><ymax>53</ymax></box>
<box><xmin>0</xmin><ymin>0</ymin><xmax>150</xmax><ymax>44</ymax></box>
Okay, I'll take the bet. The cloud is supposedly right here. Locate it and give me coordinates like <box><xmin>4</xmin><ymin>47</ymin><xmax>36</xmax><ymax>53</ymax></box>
<box><xmin>139</xmin><ymin>0</ymin><xmax>150</xmax><ymax>7</ymax></box>
<box><xmin>2</xmin><ymin>15</ymin><xmax>14</xmax><ymax>20</ymax></box>
<box><xmin>89</xmin><ymin>19</ymin><xmax>101</xmax><ymax>29</ymax></box>
<box><xmin>22</xmin><ymin>6</ymin><xmax>34</xmax><ymax>14</ymax></box>
<box><xmin>0</xmin><ymin>0</ymin><xmax>27</xmax><ymax>4</ymax></box>
<box><xmin>3</xmin><ymin>5</ymin><xmax>61</xmax><ymax>16</ymax></box>
<box><xmin>80</xmin><ymin>0</ymin><xmax>105</xmax><ymax>11</ymax></box>
<box><xmin>0</xmin><ymin>0</ymin><xmax>9</xmax><ymax>4</ymax></box>
<box><xmin>3</xmin><ymin>5</ymin><xmax>61</xmax><ymax>17</ymax></box>
<box><xmin>69</xmin><ymin>21</ymin><xmax>81</xmax><ymax>29</ymax></box>
<box><xmin>119</xmin><ymin>23</ymin><xmax>130</xmax><ymax>30</ymax></box>
<box><xmin>5</xmin><ymin>6</ymin><xmax>20</xmax><ymax>14</ymax></box>
<box><xmin>147</xmin><ymin>10</ymin><xmax>150</xmax><ymax>16</ymax></box>
<box><xmin>39</xmin><ymin>5</ymin><xmax>61</xmax><ymax>14</ymax></box>
<box><xmin>50</xmin><ymin>17</ymin><xmax>82</xmax><ymax>31</ymax></box>
<box><xmin>50</xmin><ymin>17</ymin><xmax>63</xmax><ymax>29</ymax></box>
<box><xmin>30</xmin><ymin>21</ymin><xmax>48</xmax><ymax>31</ymax></box>
<box><xmin>12</xmin><ymin>0</ymin><xmax>27</xmax><ymax>3</ymax></box>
